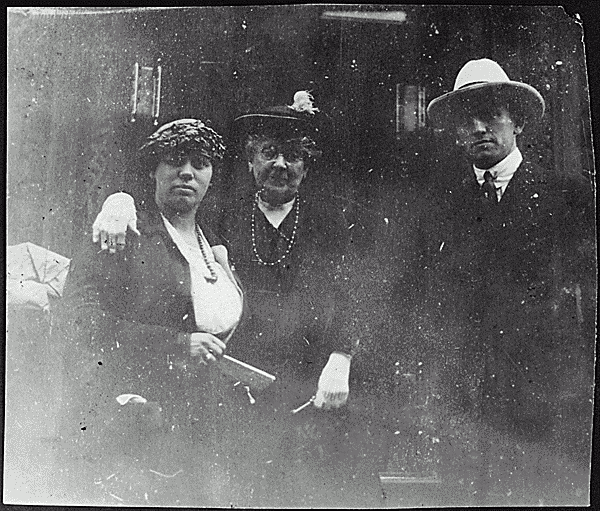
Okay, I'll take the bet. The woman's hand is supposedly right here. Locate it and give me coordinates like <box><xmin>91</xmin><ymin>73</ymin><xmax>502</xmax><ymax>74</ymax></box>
<box><xmin>314</xmin><ymin>352</ymin><xmax>352</xmax><ymax>410</ymax></box>
<box><xmin>92</xmin><ymin>192</ymin><xmax>139</xmax><ymax>253</ymax></box>
<box><xmin>189</xmin><ymin>332</ymin><xmax>227</xmax><ymax>365</ymax></box>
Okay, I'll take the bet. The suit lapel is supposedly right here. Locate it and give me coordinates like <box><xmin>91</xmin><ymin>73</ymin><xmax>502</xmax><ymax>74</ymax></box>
<box><xmin>441</xmin><ymin>160</ymin><xmax>546</xmax><ymax>254</ymax></box>
<box><xmin>498</xmin><ymin>161</ymin><xmax>546</xmax><ymax>223</ymax></box>
<box><xmin>499</xmin><ymin>161</ymin><xmax>528</xmax><ymax>209</ymax></box>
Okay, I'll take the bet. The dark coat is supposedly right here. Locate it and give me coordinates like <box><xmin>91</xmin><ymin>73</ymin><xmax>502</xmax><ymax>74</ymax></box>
<box><xmin>216</xmin><ymin>193</ymin><xmax>355</xmax><ymax>407</ymax></box>
<box><xmin>428</xmin><ymin>159</ymin><xmax>595</xmax><ymax>433</ymax></box>
<box><xmin>54</xmin><ymin>209</ymin><xmax>245</xmax><ymax>442</ymax></box>
<box><xmin>203</xmin><ymin>192</ymin><xmax>378</xmax><ymax>507</ymax></box>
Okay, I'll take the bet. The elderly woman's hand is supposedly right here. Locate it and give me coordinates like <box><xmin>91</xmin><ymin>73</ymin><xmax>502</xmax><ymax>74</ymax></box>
<box><xmin>314</xmin><ymin>352</ymin><xmax>352</xmax><ymax>410</ymax></box>
<box><xmin>92</xmin><ymin>192</ymin><xmax>139</xmax><ymax>253</ymax></box>
<box><xmin>189</xmin><ymin>332</ymin><xmax>227</xmax><ymax>365</ymax></box>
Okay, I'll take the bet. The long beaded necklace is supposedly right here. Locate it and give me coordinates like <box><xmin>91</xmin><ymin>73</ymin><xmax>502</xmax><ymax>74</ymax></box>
<box><xmin>195</xmin><ymin>225</ymin><xmax>219</xmax><ymax>282</ymax></box>
<box><xmin>251</xmin><ymin>190</ymin><xmax>300</xmax><ymax>266</ymax></box>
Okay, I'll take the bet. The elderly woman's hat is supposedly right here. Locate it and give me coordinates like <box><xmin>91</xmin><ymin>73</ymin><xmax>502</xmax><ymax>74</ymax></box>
<box><xmin>232</xmin><ymin>91</ymin><xmax>321</xmax><ymax>141</ymax></box>
<box><xmin>427</xmin><ymin>59</ymin><xmax>545</xmax><ymax>127</ymax></box>
<box><xmin>139</xmin><ymin>118</ymin><xmax>226</xmax><ymax>160</ymax></box>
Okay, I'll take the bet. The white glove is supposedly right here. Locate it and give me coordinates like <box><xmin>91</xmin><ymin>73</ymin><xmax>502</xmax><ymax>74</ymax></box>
<box><xmin>314</xmin><ymin>351</ymin><xmax>352</xmax><ymax>410</ymax></box>
<box><xmin>92</xmin><ymin>192</ymin><xmax>139</xmax><ymax>253</ymax></box>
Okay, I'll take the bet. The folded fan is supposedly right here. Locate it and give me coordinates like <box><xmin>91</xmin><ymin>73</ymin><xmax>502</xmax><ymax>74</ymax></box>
<box><xmin>217</xmin><ymin>354</ymin><xmax>276</xmax><ymax>392</ymax></box>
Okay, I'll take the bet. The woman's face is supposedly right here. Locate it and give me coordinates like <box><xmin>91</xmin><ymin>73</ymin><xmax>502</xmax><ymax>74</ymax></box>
<box><xmin>249</xmin><ymin>137</ymin><xmax>307</xmax><ymax>205</ymax></box>
<box><xmin>152</xmin><ymin>151</ymin><xmax>213</xmax><ymax>214</ymax></box>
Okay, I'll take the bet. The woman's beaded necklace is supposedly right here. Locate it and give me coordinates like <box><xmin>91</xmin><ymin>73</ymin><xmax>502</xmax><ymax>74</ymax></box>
<box><xmin>251</xmin><ymin>190</ymin><xmax>300</xmax><ymax>266</ymax></box>
<box><xmin>196</xmin><ymin>225</ymin><xmax>219</xmax><ymax>282</ymax></box>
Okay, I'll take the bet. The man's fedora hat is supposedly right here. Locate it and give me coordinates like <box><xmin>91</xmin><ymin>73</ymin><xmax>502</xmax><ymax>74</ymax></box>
<box><xmin>232</xmin><ymin>91</ymin><xmax>321</xmax><ymax>141</ymax></box>
<box><xmin>427</xmin><ymin>58</ymin><xmax>545</xmax><ymax>127</ymax></box>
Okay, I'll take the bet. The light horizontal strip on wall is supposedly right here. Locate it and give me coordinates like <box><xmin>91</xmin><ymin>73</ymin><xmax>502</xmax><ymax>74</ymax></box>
<box><xmin>321</xmin><ymin>11</ymin><xmax>407</xmax><ymax>24</ymax></box>
<box><xmin>10</xmin><ymin>7</ymin><xmax>193</xmax><ymax>16</ymax></box>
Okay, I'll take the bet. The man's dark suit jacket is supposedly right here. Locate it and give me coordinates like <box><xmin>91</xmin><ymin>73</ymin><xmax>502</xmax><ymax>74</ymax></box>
<box><xmin>427</xmin><ymin>158</ymin><xmax>595</xmax><ymax>430</ymax></box>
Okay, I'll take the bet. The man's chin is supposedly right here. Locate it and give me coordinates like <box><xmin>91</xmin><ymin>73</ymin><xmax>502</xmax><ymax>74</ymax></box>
<box><xmin>469</xmin><ymin>150</ymin><xmax>501</xmax><ymax>168</ymax></box>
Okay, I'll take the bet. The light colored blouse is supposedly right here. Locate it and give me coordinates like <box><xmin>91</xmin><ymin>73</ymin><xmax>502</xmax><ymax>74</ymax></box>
<box><xmin>162</xmin><ymin>215</ymin><xmax>243</xmax><ymax>336</ymax></box>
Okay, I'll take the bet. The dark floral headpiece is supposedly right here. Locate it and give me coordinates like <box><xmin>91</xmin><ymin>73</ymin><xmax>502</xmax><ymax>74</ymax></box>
<box><xmin>139</xmin><ymin>118</ymin><xmax>226</xmax><ymax>160</ymax></box>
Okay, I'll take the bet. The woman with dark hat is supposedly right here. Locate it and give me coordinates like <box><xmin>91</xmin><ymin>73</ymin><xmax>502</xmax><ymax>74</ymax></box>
<box><xmin>221</xmin><ymin>91</ymin><xmax>355</xmax><ymax>408</ymax></box>
<box><xmin>90</xmin><ymin>93</ymin><xmax>381</xmax><ymax>507</ymax></box>
<box><xmin>216</xmin><ymin>93</ymin><xmax>365</xmax><ymax>506</ymax></box>
<box><xmin>53</xmin><ymin>119</ymin><xmax>244</xmax><ymax>506</ymax></box>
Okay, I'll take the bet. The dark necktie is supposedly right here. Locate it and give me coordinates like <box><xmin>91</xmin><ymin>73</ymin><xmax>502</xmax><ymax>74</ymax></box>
<box><xmin>481</xmin><ymin>170</ymin><xmax>498</xmax><ymax>205</ymax></box>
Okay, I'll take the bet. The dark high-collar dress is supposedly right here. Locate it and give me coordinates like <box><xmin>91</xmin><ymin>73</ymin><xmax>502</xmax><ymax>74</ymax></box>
<box><xmin>213</xmin><ymin>192</ymin><xmax>381</xmax><ymax>508</ymax></box>
<box><xmin>218</xmin><ymin>193</ymin><xmax>354</xmax><ymax>405</ymax></box>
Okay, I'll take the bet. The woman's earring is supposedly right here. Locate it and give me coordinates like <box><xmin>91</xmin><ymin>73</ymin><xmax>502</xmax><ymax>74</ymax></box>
<box><xmin>248</xmin><ymin>162</ymin><xmax>253</xmax><ymax>173</ymax></box>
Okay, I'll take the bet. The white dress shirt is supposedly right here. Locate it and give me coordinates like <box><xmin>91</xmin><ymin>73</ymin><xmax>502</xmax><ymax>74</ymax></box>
<box><xmin>474</xmin><ymin>147</ymin><xmax>523</xmax><ymax>201</ymax></box>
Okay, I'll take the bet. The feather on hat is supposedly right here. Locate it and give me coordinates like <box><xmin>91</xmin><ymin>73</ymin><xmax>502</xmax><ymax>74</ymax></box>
<box><xmin>232</xmin><ymin>91</ymin><xmax>321</xmax><ymax>140</ymax></box>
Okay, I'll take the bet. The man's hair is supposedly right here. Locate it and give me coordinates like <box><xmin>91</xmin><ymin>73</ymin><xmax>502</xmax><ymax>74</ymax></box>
<box><xmin>458</xmin><ymin>91</ymin><xmax>525</xmax><ymax>128</ymax></box>
<box><xmin>490</xmin><ymin>92</ymin><xmax>525</xmax><ymax>127</ymax></box>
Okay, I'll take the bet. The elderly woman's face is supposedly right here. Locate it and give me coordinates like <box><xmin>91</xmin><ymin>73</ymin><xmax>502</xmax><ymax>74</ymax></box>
<box><xmin>249</xmin><ymin>137</ymin><xmax>307</xmax><ymax>205</ymax></box>
<box><xmin>152</xmin><ymin>151</ymin><xmax>213</xmax><ymax>213</ymax></box>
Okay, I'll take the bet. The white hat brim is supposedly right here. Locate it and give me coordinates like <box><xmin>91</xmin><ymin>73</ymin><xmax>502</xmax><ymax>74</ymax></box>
<box><xmin>427</xmin><ymin>81</ymin><xmax>545</xmax><ymax>127</ymax></box>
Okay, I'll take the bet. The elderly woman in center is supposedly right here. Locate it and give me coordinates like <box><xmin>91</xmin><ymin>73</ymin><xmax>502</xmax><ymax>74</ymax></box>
<box><xmin>91</xmin><ymin>93</ymin><xmax>381</xmax><ymax>507</ymax></box>
<box><xmin>53</xmin><ymin>119</ymin><xmax>244</xmax><ymax>506</ymax></box>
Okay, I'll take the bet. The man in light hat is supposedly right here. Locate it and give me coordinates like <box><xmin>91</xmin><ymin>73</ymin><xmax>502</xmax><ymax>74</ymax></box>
<box><xmin>426</xmin><ymin>59</ymin><xmax>594</xmax><ymax>449</ymax></box>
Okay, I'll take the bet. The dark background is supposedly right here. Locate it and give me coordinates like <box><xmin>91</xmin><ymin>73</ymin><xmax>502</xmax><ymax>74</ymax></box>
<box><xmin>5</xmin><ymin>5</ymin><xmax>596</xmax><ymax>506</ymax></box>
<box><xmin>7</xmin><ymin>5</ymin><xmax>594</xmax><ymax>256</ymax></box>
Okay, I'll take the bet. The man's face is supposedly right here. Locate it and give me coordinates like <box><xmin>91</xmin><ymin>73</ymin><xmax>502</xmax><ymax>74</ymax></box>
<box><xmin>249</xmin><ymin>137</ymin><xmax>307</xmax><ymax>205</ymax></box>
<box><xmin>454</xmin><ymin>104</ymin><xmax>523</xmax><ymax>169</ymax></box>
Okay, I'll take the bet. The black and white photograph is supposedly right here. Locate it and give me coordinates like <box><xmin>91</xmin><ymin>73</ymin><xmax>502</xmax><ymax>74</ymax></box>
<box><xmin>5</xmin><ymin>5</ymin><xmax>596</xmax><ymax>507</ymax></box>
